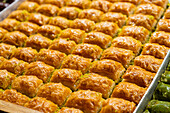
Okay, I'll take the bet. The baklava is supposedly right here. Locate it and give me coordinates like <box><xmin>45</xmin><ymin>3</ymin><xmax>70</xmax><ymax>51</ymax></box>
<box><xmin>0</xmin><ymin>19</ymin><xmax>19</xmax><ymax>32</ymax></box>
<box><xmin>17</xmin><ymin>1</ymin><xmax>39</xmax><ymax>13</ymax></box>
<box><xmin>0</xmin><ymin>27</ymin><xmax>8</xmax><ymax>41</ymax></box>
<box><xmin>140</xmin><ymin>0</ymin><xmax>168</xmax><ymax>9</ymax></box>
<box><xmin>43</xmin><ymin>0</ymin><xmax>65</xmax><ymax>8</ymax></box>
<box><xmin>8</xmin><ymin>10</ymin><xmax>30</xmax><ymax>22</ymax></box>
<box><xmin>57</xmin><ymin>107</ymin><xmax>83</xmax><ymax>113</ymax></box>
<box><xmin>156</xmin><ymin>19</ymin><xmax>170</xmax><ymax>32</ymax></box>
<box><xmin>0</xmin><ymin>43</ymin><xmax>16</xmax><ymax>59</ymax></box>
<box><xmin>66</xmin><ymin>0</ymin><xmax>91</xmax><ymax>9</ymax></box>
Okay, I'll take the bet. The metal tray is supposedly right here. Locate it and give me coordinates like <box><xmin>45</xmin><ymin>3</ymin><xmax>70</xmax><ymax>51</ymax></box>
<box><xmin>0</xmin><ymin>0</ymin><xmax>170</xmax><ymax>113</ymax></box>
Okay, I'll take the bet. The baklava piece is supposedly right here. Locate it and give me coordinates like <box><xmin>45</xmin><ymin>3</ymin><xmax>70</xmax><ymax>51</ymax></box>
<box><xmin>37</xmin><ymin>49</ymin><xmax>66</xmax><ymax>68</ymax></box>
<box><xmin>1</xmin><ymin>89</ymin><xmax>30</xmax><ymax>106</ymax></box>
<box><xmin>0</xmin><ymin>43</ymin><xmax>16</xmax><ymax>59</ymax></box>
<box><xmin>24</xmin><ymin>97</ymin><xmax>59</xmax><ymax>113</ymax></box>
<box><xmin>17</xmin><ymin>1</ymin><xmax>39</xmax><ymax>13</ymax></box>
<box><xmin>72</xmin><ymin>44</ymin><xmax>103</xmax><ymax>60</ymax></box>
<box><xmin>71</xmin><ymin>19</ymin><xmax>95</xmax><ymax>32</ymax></box>
<box><xmin>101</xmin><ymin>47</ymin><xmax>135</xmax><ymax>68</ymax></box>
<box><xmin>100</xmin><ymin>98</ymin><xmax>136</xmax><ymax>113</ymax></box>
<box><xmin>0</xmin><ymin>56</ymin><xmax>6</xmax><ymax>65</ymax></box>
<box><xmin>28</xmin><ymin>13</ymin><xmax>49</xmax><ymax>26</ymax></box>
<box><xmin>66</xmin><ymin>0</ymin><xmax>90</xmax><ymax>9</ymax></box>
<box><xmin>0</xmin><ymin>19</ymin><xmax>19</xmax><ymax>31</ymax></box>
<box><xmin>93</xmin><ymin>22</ymin><xmax>119</xmax><ymax>37</ymax></box>
<box><xmin>59</xmin><ymin>28</ymin><xmax>85</xmax><ymax>44</ymax></box>
<box><xmin>111</xmin><ymin>36</ymin><xmax>142</xmax><ymax>55</ymax></box>
<box><xmin>17</xmin><ymin>22</ymin><xmax>39</xmax><ymax>36</ymax></box>
<box><xmin>119</xmin><ymin>26</ymin><xmax>150</xmax><ymax>44</ymax></box>
<box><xmin>25</xmin><ymin>61</ymin><xmax>54</xmax><ymax>82</ymax></box>
<box><xmin>37</xmin><ymin>83</ymin><xmax>72</xmax><ymax>107</ymax></box>
<box><xmin>134</xmin><ymin>55</ymin><xmax>163</xmax><ymax>73</ymax></box>
<box><xmin>101</xmin><ymin>12</ymin><xmax>127</xmax><ymax>27</ymax></box>
<box><xmin>36</xmin><ymin>4</ymin><xmax>59</xmax><ymax>17</ymax></box>
<box><xmin>0</xmin><ymin>27</ymin><xmax>8</xmax><ymax>41</ymax></box>
<box><xmin>57</xmin><ymin>107</ymin><xmax>83</xmax><ymax>113</ymax></box>
<box><xmin>65</xmin><ymin>90</ymin><xmax>103</xmax><ymax>113</ymax></box>
<box><xmin>156</xmin><ymin>19</ymin><xmax>170</xmax><ymax>32</ymax></box>
<box><xmin>78</xmin><ymin>73</ymin><xmax>115</xmax><ymax>98</ymax></box>
<box><xmin>27</xmin><ymin>0</ymin><xmax>44</xmax><ymax>4</ymax></box>
<box><xmin>2</xmin><ymin>31</ymin><xmax>28</xmax><ymax>47</ymax></box>
<box><xmin>58</xmin><ymin>7</ymin><xmax>80</xmax><ymax>20</ymax></box>
<box><xmin>61</xmin><ymin>55</ymin><xmax>92</xmax><ymax>74</ymax></box>
<box><xmin>43</xmin><ymin>0</ymin><xmax>65</xmax><ymax>8</ymax></box>
<box><xmin>90</xmin><ymin>0</ymin><xmax>112</xmax><ymax>13</ymax></box>
<box><xmin>163</xmin><ymin>7</ymin><xmax>170</xmax><ymax>19</ymax></box>
<box><xmin>25</xmin><ymin>34</ymin><xmax>51</xmax><ymax>51</ymax></box>
<box><xmin>109</xmin><ymin>2</ymin><xmax>135</xmax><ymax>16</ymax></box>
<box><xmin>38</xmin><ymin>25</ymin><xmax>61</xmax><ymax>40</ymax></box>
<box><xmin>50</xmin><ymin>69</ymin><xmax>82</xmax><ymax>91</ymax></box>
<box><xmin>122</xmin><ymin>65</ymin><xmax>155</xmax><ymax>87</ymax></box>
<box><xmin>78</xmin><ymin>9</ymin><xmax>104</xmax><ymax>22</ymax></box>
<box><xmin>0</xmin><ymin>58</ymin><xmax>28</xmax><ymax>75</ymax></box>
<box><xmin>150</xmin><ymin>31</ymin><xmax>170</xmax><ymax>48</ymax></box>
<box><xmin>120</xmin><ymin>0</ymin><xmax>140</xmax><ymax>5</ymax></box>
<box><xmin>140</xmin><ymin>0</ymin><xmax>168</xmax><ymax>9</ymax></box>
<box><xmin>49</xmin><ymin>16</ymin><xmax>71</xmax><ymax>30</ymax></box>
<box><xmin>83</xmin><ymin>32</ymin><xmax>112</xmax><ymax>49</ymax></box>
<box><xmin>8</xmin><ymin>10</ymin><xmax>30</xmax><ymax>22</ymax></box>
<box><xmin>11</xmin><ymin>76</ymin><xmax>43</xmax><ymax>97</ymax></box>
<box><xmin>0</xmin><ymin>70</ymin><xmax>16</xmax><ymax>89</ymax></box>
<box><xmin>126</xmin><ymin>14</ymin><xmax>156</xmax><ymax>31</ymax></box>
<box><xmin>111</xmin><ymin>82</ymin><xmax>146</xmax><ymax>104</ymax></box>
<box><xmin>135</xmin><ymin>4</ymin><xmax>164</xmax><ymax>20</ymax></box>
<box><xmin>89</xmin><ymin>59</ymin><xmax>125</xmax><ymax>82</ymax></box>
<box><xmin>142</xmin><ymin>43</ymin><xmax>169</xmax><ymax>59</ymax></box>
<box><xmin>49</xmin><ymin>38</ymin><xmax>76</xmax><ymax>55</ymax></box>
<box><xmin>11</xmin><ymin>47</ymin><xmax>38</xmax><ymax>63</ymax></box>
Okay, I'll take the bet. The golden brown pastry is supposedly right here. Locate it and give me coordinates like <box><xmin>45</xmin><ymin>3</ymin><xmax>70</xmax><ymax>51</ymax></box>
<box><xmin>78</xmin><ymin>9</ymin><xmax>104</xmax><ymax>22</ymax></box>
<box><xmin>71</xmin><ymin>19</ymin><xmax>95</xmax><ymax>32</ymax></box>
<box><xmin>25</xmin><ymin>61</ymin><xmax>54</xmax><ymax>82</ymax></box>
<box><xmin>49</xmin><ymin>16</ymin><xmax>71</xmax><ymax>30</ymax></box>
<box><xmin>27</xmin><ymin>0</ymin><xmax>44</xmax><ymax>4</ymax></box>
<box><xmin>101</xmin><ymin>47</ymin><xmax>135</xmax><ymax>68</ymax></box>
<box><xmin>0</xmin><ymin>43</ymin><xmax>16</xmax><ymax>59</ymax></box>
<box><xmin>2</xmin><ymin>31</ymin><xmax>28</xmax><ymax>47</ymax></box>
<box><xmin>37</xmin><ymin>49</ymin><xmax>66</xmax><ymax>68</ymax></box>
<box><xmin>106</xmin><ymin>0</ymin><xmax>119</xmax><ymax>2</ymax></box>
<box><xmin>89</xmin><ymin>59</ymin><xmax>125</xmax><ymax>82</ymax></box>
<box><xmin>36</xmin><ymin>4</ymin><xmax>59</xmax><ymax>17</ymax></box>
<box><xmin>0</xmin><ymin>27</ymin><xmax>8</xmax><ymax>41</ymax></box>
<box><xmin>65</xmin><ymin>90</ymin><xmax>103</xmax><ymax>113</ymax></box>
<box><xmin>43</xmin><ymin>0</ymin><xmax>65</xmax><ymax>8</ymax></box>
<box><xmin>150</xmin><ymin>31</ymin><xmax>170</xmax><ymax>48</ymax></box>
<box><xmin>0</xmin><ymin>70</ymin><xmax>16</xmax><ymax>89</ymax></box>
<box><xmin>120</xmin><ymin>0</ymin><xmax>140</xmax><ymax>5</ymax></box>
<box><xmin>49</xmin><ymin>38</ymin><xmax>76</xmax><ymax>55</ymax></box>
<box><xmin>50</xmin><ymin>69</ymin><xmax>82</xmax><ymax>91</ymax></box>
<box><xmin>37</xmin><ymin>83</ymin><xmax>72</xmax><ymax>107</ymax></box>
<box><xmin>61</xmin><ymin>55</ymin><xmax>92</xmax><ymax>74</ymax></box>
<box><xmin>111</xmin><ymin>36</ymin><xmax>142</xmax><ymax>55</ymax></box>
<box><xmin>90</xmin><ymin>0</ymin><xmax>112</xmax><ymax>13</ymax></box>
<box><xmin>122</xmin><ymin>65</ymin><xmax>155</xmax><ymax>87</ymax></box>
<box><xmin>109</xmin><ymin>2</ymin><xmax>135</xmax><ymax>16</ymax></box>
<box><xmin>38</xmin><ymin>25</ymin><xmax>61</xmax><ymax>40</ymax></box>
<box><xmin>156</xmin><ymin>19</ymin><xmax>170</xmax><ymax>32</ymax></box>
<box><xmin>25</xmin><ymin>34</ymin><xmax>52</xmax><ymax>51</ymax></box>
<box><xmin>17</xmin><ymin>22</ymin><xmax>39</xmax><ymax>36</ymax></box>
<box><xmin>101</xmin><ymin>12</ymin><xmax>127</xmax><ymax>27</ymax></box>
<box><xmin>134</xmin><ymin>55</ymin><xmax>163</xmax><ymax>73</ymax></box>
<box><xmin>83</xmin><ymin>31</ymin><xmax>112</xmax><ymax>49</ymax></box>
<box><xmin>119</xmin><ymin>26</ymin><xmax>150</xmax><ymax>44</ymax></box>
<box><xmin>0</xmin><ymin>89</ymin><xmax>3</xmax><ymax>99</ymax></box>
<box><xmin>0</xmin><ymin>56</ymin><xmax>6</xmax><ymax>65</ymax></box>
<box><xmin>135</xmin><ymin>4</ymin><xmax>164</xmax><ymax>20</ymax></box>
<box><xmin>8</xmin><ymin>10</ymin><xmax>30</xmax><ymax>22</ymax></box>
<box><xmin>24</xmin><ymin>97</ymin><xmax>59</xmax><ymax>113</ymax></box>
<box><xmin>142</xmin><ymin>43</ymin><xmax>169</xmax><ymax>59</ymax></box>
<box><xmin>66</xmin><ymin>0</ymin><xmax>91</xmax><ymax>9</ymax></box>
<box><xmin>72</xmin><ymin>44</ymin><xmax>103</xmax><ymax>60</ymax></box>
<box><xmin>93</xmin><ymin>22</ymin><xmax>119</xmax><ymax>37</ymax></box>
<box><xmin>11</xmin><ymin>47</ymin><xmax>38</xmax><ymax>63</ymax></box>
<box><xmin>0</xmin><ymin>19</ymin><xmax>19</xmax><ymax>32</ymax></box>
<box><xmin>58</xmin><ymin>7</ymin><xmax>80</xmax><ymax>20</ymax></box>
<box><xmin>12</xmin><ymin>76</ymin><xmax>43</xmax><ymax>97</ymax></box>
<box><xmin>111</xmin><ymin>82</ymin><xmax>146</xmax><ymax>104</ymax></box>
<box><xmin>141</xmin><ymin>0</ymin><xmax>168</xmax><ymax>9</ymax></box>
<box><xmin>57</xmin><ymin>107</ymin><xmax>83</xmax><ymax>113</ymax></box>
<box><xmin>126</xmin><ymin>14</ymin><xmax>156</xmax><ymax>31</ymax></box>
<box><xmin>59</xmin><ymin>28</ymin><xmax>85</xmax><ymax>44</ymax></box>
<box><xmin>163</xmin><ymin>7</ymin><xmax>170</xmax><ymax>19</ymax></box>
<box><xmin>18</xmin><ymin>1</ymin><xmax>39</xmax><ymax>13</ymax></box>
<box><xmin>78</xmin><ymin>73</ymin><xmax>115</xmax><ymax>98</ymax></box>
<box><xmin>100</xmin><ymin>98</ymin><xmax>136</xmax><ymax>113</ymax></box>
<box><xmin>1</xmin><ymin>89</ymin><xmax>30</xmax><ymax>106</ymax></box>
